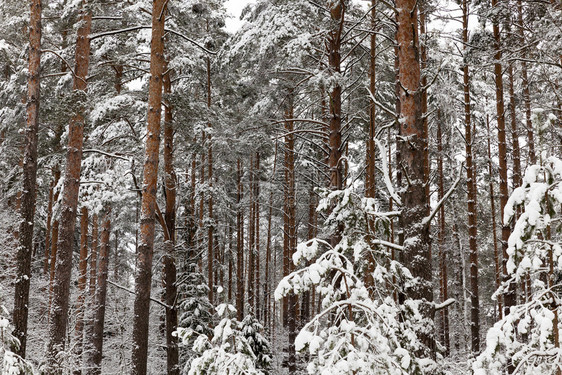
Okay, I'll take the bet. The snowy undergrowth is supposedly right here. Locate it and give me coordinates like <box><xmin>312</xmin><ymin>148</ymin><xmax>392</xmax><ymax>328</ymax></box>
<box><xmin>276</xmin><ymin>188</ymin><xmax>438</xmax><ymax>375</ymax></box>
<box><xmin>473</xmin><ymin>156</ymin><xmax>562</xmax><ymax>375</ymax></box>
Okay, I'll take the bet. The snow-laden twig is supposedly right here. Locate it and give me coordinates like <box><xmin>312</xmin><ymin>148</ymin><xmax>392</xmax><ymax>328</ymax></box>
<box><xmin>434</xmin><ymin>298</ymin><xmax>456</xmax><ymax>311</ymax></box>
<box><xmin>422</xmin><ymin>161</ymin><xmax>463</xmax><ymax>227</ymax></box>
<box><xmin>107</xmin><ymin>280</ymin><xmax>172</xmax><ymax>309</ymax></box>
<box><xmin>82</xmin><ymin>149</ymin><xmax>131</xmax><ymax>161</ymax></box>
<box><xmin>375</xmin><ymin>139</ymin><xmax>402</xmax><ymax>206</ymax></box>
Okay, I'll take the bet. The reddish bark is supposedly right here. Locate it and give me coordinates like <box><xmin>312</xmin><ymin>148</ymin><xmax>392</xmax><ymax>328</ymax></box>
<box><xmin>131</xmin><ymin>0</ymin><xmax>167</xmax><ymax>373</ymax></box>
<box><xmin>12</xmin><ymin>0</ymin><xmax>42</xmax><ymax>357</ymax></box>
<box><xmin>395</xmin><ymin>0</ymin><xmax>434</xmax><ymax>355</ymax></box>
<box><xmin>236</xmin><ymin>159</ymin><xmax>245</xmax><ymax>320</ymax></box>
<box><xmin>46</xmin><ymin>4</ymin><xmax>91</xmax><ymax>370</ymax></box>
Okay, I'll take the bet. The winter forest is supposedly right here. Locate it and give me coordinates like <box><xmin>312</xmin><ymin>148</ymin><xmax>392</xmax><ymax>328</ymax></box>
<box><xmin>0</xmin><ymin>0</ymin><xmax>561</xmax><ymax>373</ymax></box>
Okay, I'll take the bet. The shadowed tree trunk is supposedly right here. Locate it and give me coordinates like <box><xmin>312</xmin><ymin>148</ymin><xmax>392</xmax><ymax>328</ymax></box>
<box><xmin>162</xmin><ymin>64</ymin><xmax>179</xmax><ymax>375</ymax></box>
<box><xmin>73</xmin><ymin>207</ymin><xmax>89</xmax><ymax>374</ymax></box>
<box><xmin>46</xmin><ymin>3</ymin><xmax>92</xmax><ymax>371</ymax></box>
<box><xmin>88</xmin><ymin>210</ymin><xmax>111</xmax><ymax>375</ymax></box>
<box><xmin>491</xmin><ymin>0</ymin><xmax>516</xmax><ymax>322</ymax></box>
<box><xmin>462</xmin><ymin>0</ymin><xmax>480</xmax><ymax>353</ymax></box>
<box><xmin>12</xmin><ymin>0</ymin><xmax>42</xmax><ymax>357</ymax></box>
<box><xmin>131</xmin><ymin>0</ymin><xmax>167</xmax><ymax>373</ymax></box>
<box><xmin>236</xmin><ymin>159</ymin><xmax>245</xmax><ymax>321</ymax></box>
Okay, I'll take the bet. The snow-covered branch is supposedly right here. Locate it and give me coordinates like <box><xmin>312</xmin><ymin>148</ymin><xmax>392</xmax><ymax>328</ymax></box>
<box><xmin>422</xmin><ymin>162</ymin><xmax>463</xmax><ymax>227</ymax></box>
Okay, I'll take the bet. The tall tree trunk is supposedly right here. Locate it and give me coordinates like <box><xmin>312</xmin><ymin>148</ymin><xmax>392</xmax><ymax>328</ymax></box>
<box><xmin>436</xmin><ymin>111</ymin><xmax>450</xmax><ymax>355</ymax></box>
<box><xmin>364</xmin><ymin>0</ymin><xmax>377</xmax><ymax>295</ymax></box>
<box><xmin>248</xmin><ymin>155</ymin><xmax>255</xmax><ymax>312</ymax></box>
<box><xmin>255</xmin><ymin>152</ymin><xmax>261</xmax><ymax>318</ymax></box>
<box><xmin>162</xmin><ymin>64</ymin><xmax>179</xmax><ymax>375</ymax></box>
<box><xmin>236</xmin><ymin>159</ymin><xmax>245</xmax><ymax>321</ymax></box>
<box><xmin>131</xmin><ymin>0</ymin><xmax>167</xmax><ymax>373</ymax></box>
<box><xmin>486</xmin><ymin>115</ymin><xmax>503</xmax><ymax>318</ymax></box>
<box><xmin>462</xmin><ymin>0</ymin><xmax>480</xmax><ymax>353</ymax></box>
<box><xmin>12</xmin><ymin>0</ymin><xmax>42</xmax><ymax>357</ymax></box>
<box><xmin>206</xmin><ymin>56</ymin><xmax>214</xmax><ymax>306</ymax></box>
<box><xmin>327</xmin><ymin>0</ymin><xmax>344</xmax><ymax>198</ymax></box>
<box><xmin>283</xmin><ymin>93</ymin><xmax>297</xmax><ymax>372</ymax></box>
<box><xmin>73</xmin><ymin>207</ymin><xmax>89</xmax><ymax>374</ymax></box>
<box><xmin>46</xmin><ymin>3</ymin><xmax>92</xmax><ymax>370</ymax></box>
<box><xmin>395</xmin><ymin>0</ymin><xmax>435</xmax><ymax>356</ymax></box>
<box><xmin>48</xmin><ymin>219</ymin><xmax>59</xmax><ymax>317</ymax></box>
<box><xmin>491</xmin><ymin>0</ymin><xmax>516</xmax><ymax>321</ymax></box>
<box><xmin>88</xmin><ymin>211</ymin><xmax>111</xmax><ymax>375</ymax></box>
<box><xmin>516</xmin><ymin>0</ymin><xmax>537</xmax><ymax>165</ymax></box>
<box><xmin>44</xmin><ymin>170</ymin><xmax>56</xmax><ymax>274</ymax></box>
<box><xmin>508</xmin><ymin>65</ymin><xmax>522</xmax><ymax>189</ymax></box>
<box><xmin>89</xmin><ymin>214</ymin><xmax>99</xmax><ymax>299</ymax></box>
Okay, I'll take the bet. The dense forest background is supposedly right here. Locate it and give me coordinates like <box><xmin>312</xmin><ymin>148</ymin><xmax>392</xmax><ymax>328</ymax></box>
<box><xmin>0</xmin><ymin>0</ymin><xmax>561</xmax><ymax>374</ymax></box>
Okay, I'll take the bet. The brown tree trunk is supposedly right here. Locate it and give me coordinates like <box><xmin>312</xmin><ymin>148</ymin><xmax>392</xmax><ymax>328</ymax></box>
<box><xmin>206</xmin><ymin>56</ymin><xmax>215</xmax><ymax>306</ymax></box>
<box><xmin>89</xmin><ymin>214</ymin><xmax>99</xmax><ymax>299</ymax></box>
<box><xmin>46</xmin><ymin>3</ymin><xmax>92</xmax><ymax>370</ymax></box>
<box><xmin>12</xmin><ymin>0</ymin><xmax>42</xmax><ymax>357</ymax></box>
<box><xmin>462</xmin><ymin>0</ymin><xmax>480</xmax><ymax>353</ymax></box>
<box><xmin>131</xmin><ymin>0</ymin><xmax>167</xmax><ymax>373</ymax></box>
<box><xmin>162</xmin><ymin>64</ymin><xmax>179</xmax><ymax>375</ymax></box>
<box><xmin>365</xmin><ymin>0</ymin><xmax>376</xmax><ymax>200</ymax></box>
<box><xmin>508</xmin><ymin>65</ymin><xmax>522</xmax><ymax>189</ymax></box>
<box><xmin>395</xmin><ymin>0</ymin><xmax>435</xmax><ymax>356</ymax></box>
<box><xmin>44</xmin><ymin>170</ymin><xmax>57</xmax><ymax>275</ymax></box>
<box><xmin>48</xmin><ymin>219</ymin><xmax>59</xmax><ymax>316</ymax></box>
<box><xmin>255</xmin><ymin>152</ymin><xmax>261</xmax><ymax>318</ymax></box>
<box><xmin>88</xmin><ymin>211</ymin><xmax>111</xmax><ymax>375</ymax></box>
<box><xmin>516</xmin><ymin>0</ymin><xmax>537</xmax><ymax>165</ymax></box>
<box><xmin>248</xmin><ymin>155</ymin><xmax>255</xmax><ymax>312</ymax></box>
<box><xmin>236</xmin><ymin>159</ymin><xmax>245</xmax><ymax>321</ymax></box>
<box><xmin>486</xmin><ymin>115</ymin><xmax>503</xmax><ymax>318</ymax></box>
<box><xmin>491</xmin><ymin>0</ymin><xmax>516</xmax><ymax>320</ymax></box>
<box><xmin>436</xmin><ymin>113</ymin><xmax>450</xmax><ymax>355</ymax></box>
<box><xmin>73</xmin><ymin>207</ymin><xmax>89</xmax><ymax>374</ymax></box>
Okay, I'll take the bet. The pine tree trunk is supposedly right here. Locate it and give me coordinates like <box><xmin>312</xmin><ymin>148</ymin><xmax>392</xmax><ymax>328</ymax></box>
<box><xmin>462</xmin><ymin>0</ymin><xmax>480</xmax><ymax>353</ymax></box>
<box><xmin>73</xmin><ymin>207</ymin><xmax>89</xmax><ymax>374</ymax></box>
<box><xmin>436</xmin><ymin>112</ymin><xmax>450</xmax><ymax>355</ymax></box>
<box><xmin>88</xmin><ymin>211</ymin><xmax>111</xmax><ymax>375</ymax></box>
<box><xmin>46</xmin><ymin>4</ymin><xmax>91</xmax><ymax>370</ymax></box>
<box><xmin>236</xmin><ymin>159</ymin><xmax>245</xmax><ymax>321</ymax></box>
<box><xmin>131</xmin><ymin>0</ymin><xmax>167</xmax><ymax>373</ymax></box>
<box><xmin>491</xmin><ymin>0</ymin><xmax>516</xmax><ymax>322</ymax></box>
<box><xmin>12</xmin><ymin>0</ymin><xmax>42</xmax><ymax>357</ymax></box>
<box><xmin>508</xmin><ymin>65</ymin><xmax>522</xmax><ymax>189</ymax></box>
<box><xmin>44</xmin><ymin>170</ymin><xmax>56</xmax><ymax>275</ymax></box>
<box><xmin>206</xmin><ymin>56</ymin><xmax>214</xmax><ymax>306</ymax></box>
<box><xmin>486</xmin><ymin>115</ymin><xmax>503</xmax><ymax>318</ymax></box>
<box><xmin>255</xmin><ymin>152</ymin><xmax>261</xmax><ymax>319</ymax></box>
<box><xmin>395</xmin><ymin>0</ymin><xmax>435</xmax><ymax>356</ymax></box>
<box><xmin>516</xmin><ymin>0</ymin><xmax>537</xmax><ymax>165</ymax></box>
<box><xmin>248</xmin><ymin>155</ymin><xmax>255</xmax><ymax>311</ymax></box>
<box><xmin>89</xmin><ymin>214</ymin><xmax>99</xmax><ymax>299</ymax></box>
<box><xmin>162</xmin><ymin>64</ymin><xmax>179</xmax><ymax>375</ymax></box>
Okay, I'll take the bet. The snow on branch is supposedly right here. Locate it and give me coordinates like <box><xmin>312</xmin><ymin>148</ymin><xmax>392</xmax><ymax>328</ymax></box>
<box><xmin>375</xmin><ymin>139</ymin><xmax>402</xmax><ymax>206</ymax></box>
<box><xmin>422</xmin><ymin>162</ymin><xmax>463</xmax><ymax>227</ymax></box>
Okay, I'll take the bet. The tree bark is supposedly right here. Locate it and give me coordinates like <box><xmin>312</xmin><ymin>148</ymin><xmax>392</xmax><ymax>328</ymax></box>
<box><xmin>462</xmin><ymin>0</ymin><xmax>480</xmax><ymax>353</ymax></box>
<box><xmin>131</xmin><ymin>0</ymin><xmax>167</xmax><ymax>373</ymax></box>
<box><xmin>491</xmin><ymin>0</ymin><xmax>516</xmax><ymax>320</ymax></box>
<box><xmin>88</xmin><ymin>211</ymin><xmax>111</xmax><ymax>375</ymax></box>
<box><xmin>516</xmin><ymin>0</ymin><xmax>537</xmax><ymax>165</ymax></box>
<box><xmin>162</xmin><ymin>64</ymin><xmax>179</xmax><ymax>375</ymax></box>
<box><xmin>73</xmin><ymin>207</ymin><xmax>89</xmax><ymax>374</ymax></box>
<box><xmin>206</xmin><ymin>55</ymin><xmax>214</xmax><ymax>306</ymax></box>
<box><xmin>12</xmin><ymin>0</ymin><xmax>42</xmax><ymax>357</ymax></box>
<box><xmin>436</xmin><ymin>112</ymin><xmax>450</xmax><ymax>355</ymax></box>
<box><xmin>395</xmin><ymin>0</ymin><xmax>435</xmax><ymax>356</ymax></box>
<box><xmin>236</xmin><ymin>159</ymin><xmax>245</xmax><ymax>321</ymax></box>
<box><xmin>46</xmin><ymin>3</ymin><xmax>92</xmax><ymax>371</ymax></box>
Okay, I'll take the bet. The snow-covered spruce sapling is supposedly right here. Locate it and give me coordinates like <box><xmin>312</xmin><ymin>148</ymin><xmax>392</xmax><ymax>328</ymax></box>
<box><xmin>473</xmin><ymin>156</ymin><xmax>562</xmax><ymax>375</ymax></box>
<box><xmin>176</xmin><ymin>304</ymin><xmax>271</xmax><ymax>375</ymax></box>
<box><xmin>275</xmin><ymin>188</ymin><xmax>438</xmax><ymax>375</ymax></box>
